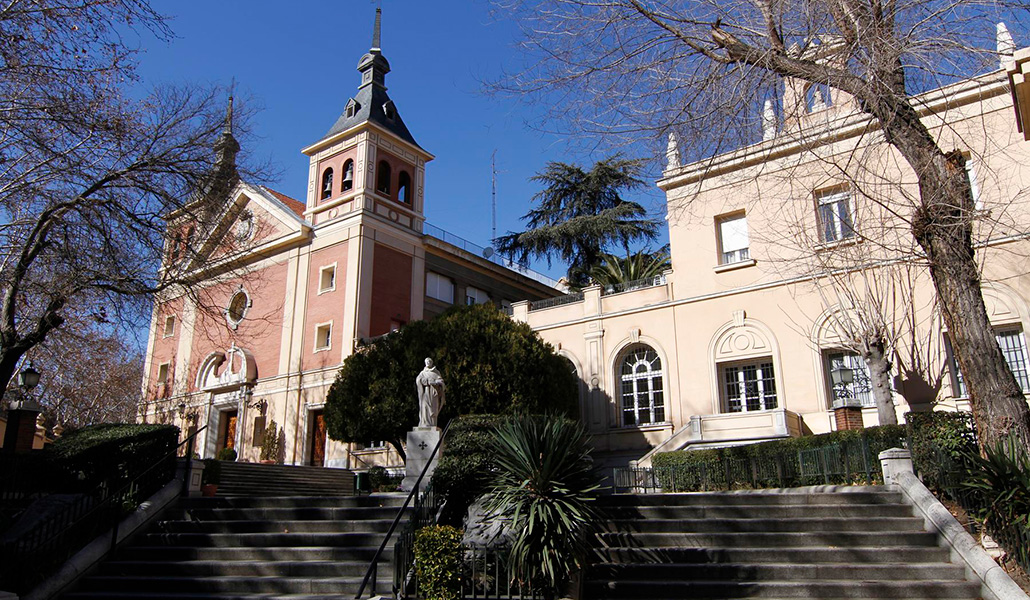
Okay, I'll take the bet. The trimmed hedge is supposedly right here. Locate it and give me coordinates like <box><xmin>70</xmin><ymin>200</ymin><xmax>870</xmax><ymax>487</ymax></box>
<box><xmin>414</xmin><ymin>525</ymin><xmax>463</xmax><ymax>600</ymax></box>
<box><xmin>651</xmin><ymin>424</ymin><xmax>907</xmax><ymax>490</ymax></box>
<box><xmin>432</xmin><ymin>415</ymin><xmax>508</xmax><ymax>526</ymax></box>
<box><xmin>50</xmin><ymin>423</ymin><xmax>179</xmax><ymax>488</ymax></box>
<box><xmin>905</xmin><ymin>411</ymin><xmax>976</xmax><ymax>491</ymax></box>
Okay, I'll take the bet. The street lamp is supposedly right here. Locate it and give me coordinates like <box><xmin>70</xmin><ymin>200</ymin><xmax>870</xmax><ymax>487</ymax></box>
<box><xmin>18</xmin><ymin>362</ymin><xmax>40</xmax><ymax>391</ymax></box>
<box><xmin>830</xmin><ymin>363</ymin><xmax>855</xmax><ymax>405</ymax></box>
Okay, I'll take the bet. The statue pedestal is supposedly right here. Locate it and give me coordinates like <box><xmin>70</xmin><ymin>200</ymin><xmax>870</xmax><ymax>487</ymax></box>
<box><xmin>401</xmin><ymin>426</ymin><xmax>442</xmax><ymax>492</ymax></box>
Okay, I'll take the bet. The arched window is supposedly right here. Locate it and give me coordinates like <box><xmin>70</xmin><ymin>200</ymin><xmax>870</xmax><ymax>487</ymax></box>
<box><xmin>377</xmin><ymin>160</ymin><xmax>391</xmax><ymax>195</ymax></box>
<box><xmin>342</xmin><ymin>159</ymin><xmax>354</xmax><ymax>192</ymax></box>
<box><xmin>618</xmin><ymin>344</ymin><xmax>665</xmax><ymax>426</ymax></box>
<box><xmin>398</xmin><ymin>171</ymin><xmax>411</xmax><ymax>204</ymax></box>
<box><xmin>321</xmin><ymin>168</ymin><xmax>334</xmax><ymax>200</ymax></box>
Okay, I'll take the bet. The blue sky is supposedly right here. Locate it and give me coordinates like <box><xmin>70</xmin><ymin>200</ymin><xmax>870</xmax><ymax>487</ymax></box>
<box><xmin>134</xmin><ymin>1</ymin><xmax>668</xmax><ymax>280</ymax></box>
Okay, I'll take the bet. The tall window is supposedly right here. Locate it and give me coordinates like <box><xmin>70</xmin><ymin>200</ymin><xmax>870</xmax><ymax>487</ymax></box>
<box><xmin>426</xmin><ymin>272</ymin><xmax>454</xmax><ymax>304</ymax></box>
<box><xmin>619</xmin><ymin>345</ymin><xmax>665</xmax><ymax>426</ymax></box>
<box><xmin>949</xmin><ymin>328</ymin><xmax>1030</xmax><ymax>396</ymax></box>
<box><xmin>717</xmin><ymin>213</ymin><xmax>750</xmax><ymax>264</ymax></box>
<box><xmin>816</xmin><ymin>189</ymin><xmax>854</xmax><ymax>243</ymax></box>
<box><xmin>465</xmin><ymin>286</ymin><xmax>489</xmax><ymax>305</ymax></box>
<box><xmin>398</xmin><ymin>171</ymin><xmax>412</xmax><ymax>204</ymax></box>
<box><xmin>342</xmin><ymin>160</ymin><xmax>354</xmax><ymax>192</ymax></box>
<box><xmin>825</xmin><ymin>351</ymin><xmax>873</xmax><ymax>408</ymax></box>
<box><xmin>722</xmin><ymin>360</ymin><xmax>777</xmax><ymax>412</ymax></box>
<box><xmin>321</xmin><ymin>168</ymin><xmax>334</xmax><ymax>200</ymax></box>
<box><xmin>377</xmin><ymin>160</ymin><xmax>391</xmax><ymax>195</ymax></box>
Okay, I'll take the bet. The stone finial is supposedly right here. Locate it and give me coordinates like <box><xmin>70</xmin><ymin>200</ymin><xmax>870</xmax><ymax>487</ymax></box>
<box><xmin>997</xmin><ymin>22</ymin><xmax>1016</xmax><ymax>67</ymax></box>
<box><xmin>762</xmin><ymin>99</ymin><xmax>777</xmax><ymax>141</ymax></box>
<box><xmin>665</xmin><ymin>132</ymin><xmax>681</xmax><ymax>171</ymax></box>
<box><xmin>810</xmin><ymin>86</ymin><xmax>828</xmax><ymax>113</ymax></box>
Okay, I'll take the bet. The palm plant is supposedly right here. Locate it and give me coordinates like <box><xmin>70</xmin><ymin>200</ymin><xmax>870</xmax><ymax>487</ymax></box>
<box><xmin>494</xmin><ymin>157</ymin><xmax>660</xmax><ymax>288</ymax></box>
<box><xmin>483</xmin><ymin>416</ymin><xmax>604</xmax><ymax>600</ymax></box>
<box><xmin>589</xmin><ymin>247</ymin><xmax>671</xmax><ymax>288</ymax></box>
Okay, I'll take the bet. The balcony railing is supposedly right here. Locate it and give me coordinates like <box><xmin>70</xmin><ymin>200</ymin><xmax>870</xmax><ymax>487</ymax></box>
<box><xmin>601</xmin><ymin>274</ymin><xmax>666</xmax><ymax>296</ymax></box>
<box><xmin>422</xmin><ymin>224</ymin><xmax>560</xmax><ymax>289</ymax></box>
<box><xmin>528</xmin><ymin>292</ymin><xmax>584</xmax><ymax>312</ymax></box>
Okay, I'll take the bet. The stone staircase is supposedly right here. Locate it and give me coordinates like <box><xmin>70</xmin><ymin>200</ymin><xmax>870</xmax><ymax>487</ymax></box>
<box><xmin>215</xmin><ymin>462</ymin><xmax>355</xmax><ymax>497</ymax></box>
<box><xmin>589</xmin><ymin>486</ymin><xmax>982</xmax><ymax>599</ymax></box>
<box><xmin>60</xmin><ymin>473</ymin><xmax>404</xmax><ymax>599</ymax></box>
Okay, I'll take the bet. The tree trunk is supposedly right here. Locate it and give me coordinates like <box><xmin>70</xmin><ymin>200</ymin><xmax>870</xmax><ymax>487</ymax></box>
<box><xmin>862</xmin><ymin>338</ymin><xmax>897</xmax><ymax>425</ymax></box>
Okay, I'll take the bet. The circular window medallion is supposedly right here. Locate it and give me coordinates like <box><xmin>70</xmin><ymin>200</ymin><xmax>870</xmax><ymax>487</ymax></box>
<box><xmin>226</xmin><ymin>290</ymin><xmax>250</xmax><ymax>328</ymax></box>
<box><xmin>234</xmin><ymin>210</ymin><xmax>254</xmax><ymax>243</ymax></box>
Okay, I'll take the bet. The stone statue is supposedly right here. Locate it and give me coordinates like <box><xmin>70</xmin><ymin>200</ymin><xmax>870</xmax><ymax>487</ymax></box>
<box><xmin>416</xmin><ymin>358</ymin><xmax>445</xmax><ymax>428</ymax></box>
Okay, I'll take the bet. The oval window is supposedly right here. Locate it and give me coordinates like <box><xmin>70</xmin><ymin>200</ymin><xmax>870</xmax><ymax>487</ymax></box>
<box><xmin>226</xmin><ymin>290</ymin><xmax>249</xmax><ymax>326</ymax></box>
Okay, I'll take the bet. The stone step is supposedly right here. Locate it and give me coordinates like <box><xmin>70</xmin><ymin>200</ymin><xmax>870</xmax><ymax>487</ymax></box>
<box><xmin>118</xmin><ymin>545</ymin><xmax>389</xmax><ymax>562</ymax></box>
<box><xmin>153</xmin><ymin>519</ymin><xmax>394</xmax><ymax>534</ymax></box>
<box><xmin>603</xmin><ymin>503</ymin><xmax>915</xmax><ymax>519</ymax></box>
<box><xmin>598</xmin><ymin>489</ymin><xmax>901</xmax><ymax>507</ymax></box>
<box><xmin>97</xmin><ymin>560</ymin><xmax>375</xmax><ymax>578</ymax></box>
<box><xmin>65</xmin><ymin>595</ymin><xmax>349</xmax><ymax>600</ymax></box>
<box><xmin>136</xmin><ymin>531</ymin><xmax>384</xmax><ymax>548</ymax></box>
<box><xmin>601</xmin><ymin>516</ymin><xmax>925</xmax><ymax>533</ymax></box>
<box><xmin>591</xmin><ymin>546</ymin><xmax>952</xmax><ymax>565</ymax></box>
<box><xmin>165</xmin><ymin>506</ymin><xmax>401</xmax><ymax>522</ymax></box>
<box><xmin>583</xmin><ymin>580</ymin><xmax>981</xmax><ymax>599</ymax></box>
<box><xmin>74</xmin><ymin>576</ymin><xmax>370</xmax><ymax>595</ymax></box>
<box><xmin>176</xmin><ymin>494</ymin><xmax>404</xmax><ymax>509</ymax></box>
<box><xmin>586</xmin><ymin>562</ymin><xmax>966</xmax><ymax>581</ymax></box>
<box><xmin>595</xmin><ymin>531</ymin><xmax>940</xmax><ymax>548</ymax></box>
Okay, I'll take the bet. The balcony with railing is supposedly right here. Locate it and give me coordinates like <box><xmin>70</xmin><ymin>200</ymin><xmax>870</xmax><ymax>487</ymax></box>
<box><xmin>422</xmin><ymin>223</ymin><xmax>560</xmax><ymax>290</ymax></box>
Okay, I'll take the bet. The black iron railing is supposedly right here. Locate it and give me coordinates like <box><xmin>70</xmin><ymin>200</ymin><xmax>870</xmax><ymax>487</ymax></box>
<box><xmin>459</xmin><ymin>545</ymin><xmax>540</xmax><ymax>600</ymax></box>
<box><xmin>601</xmin><ymin>274</ymin><xmax>666</xmax><ymax>296</ymax></box>
<box><xmin>0</xmin><ymin>426</ymin><xmax>204</xmax><ymax>595</ymax></box>
<box><xmin>613</xmin><ymin>439</ymin><xmax>883</xmax><ymax>494</ymax></box>
<box><xmin>355</xmin><ymin>420</ymin><xmax>452</xmax><ymax>599</ymax></box>
<box><xmin>529</xmin><ymin>292</ymin><xmax>584</xmax><ymax>312</ymax></box>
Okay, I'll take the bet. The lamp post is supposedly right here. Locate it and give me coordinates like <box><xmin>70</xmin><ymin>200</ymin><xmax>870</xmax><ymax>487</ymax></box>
<box><xmin>3</xmin><ymin>362</ymin><xmax>43</xmax><ymax>453</ymax></box>
<box><xmin>830</xmin><ymin>360</ymin><xmax>864</xmax><ymax>431</ymax></box>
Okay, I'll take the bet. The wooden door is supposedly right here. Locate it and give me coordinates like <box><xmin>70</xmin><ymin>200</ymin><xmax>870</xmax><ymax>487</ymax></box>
<box><xmin>220</xmin><ymin>410</ymin><xmax>238</xmax><ymax>452</ymax></box>
<box><xmin>310</xmin><ymin>410</ymin><xmax>326</xmax><ymax>467</ymax></box>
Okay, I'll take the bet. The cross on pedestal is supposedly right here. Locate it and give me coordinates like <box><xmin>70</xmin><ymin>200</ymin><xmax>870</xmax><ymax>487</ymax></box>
<box><xmin>418</xmin><ymin>441</ymin><xmax>428</xmax><ymax>451</ymax></box>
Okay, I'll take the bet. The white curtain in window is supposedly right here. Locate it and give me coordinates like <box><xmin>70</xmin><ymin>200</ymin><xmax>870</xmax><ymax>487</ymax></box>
<box><xmin>719</xmin><ymin>215</ymin><xmax>749</xmax><ymax>253</ymax></box>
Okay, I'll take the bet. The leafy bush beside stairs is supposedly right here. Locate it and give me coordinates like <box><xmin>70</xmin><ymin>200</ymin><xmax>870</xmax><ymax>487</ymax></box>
<box><xmin>415</xmin><ymin>525</ymin><xmax>463</xmax><ymax>600</ymax></box>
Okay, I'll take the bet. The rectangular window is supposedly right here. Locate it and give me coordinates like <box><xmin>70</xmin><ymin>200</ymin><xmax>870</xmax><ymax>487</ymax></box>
<box><xmin>722</xmin><ymin>360</ymin><xmax>777</xmax><ymax>412</ymax></box>
<box><xmin>965</xmin><ymin>158</ymin><xmax>982</xmax><ymax>210</ymax></box>
<box><xmin>156</xmin><ymin>363</ymin><xmax>170</xmax><ymax>392</ymax></box>
<box><xmin>948</xmin><ymin>328</ymin><xmax>1030</xmax><ymax>397</ymax></box>
<box><xmin>426</xmin><ymin>272</ymin><xmax>454</xmax><ymax>304</ymax></box>
<box><xmin>717</xmin><ymin>213</ymin><xmax>750</xmax><ymax>264</ymax></box>
<box><xmin>319</xmin><ymin>265</ymin><xmax>336</xmax><ymax>293</ymax></box>
<box><xmin>163</xmin><ymin>315</ymin><xmax>175</xmax><ymax>338</ymax></box>
<box><xmin>465</xmin><ymin>286</ymin><xmax>490</xmax><ymax>305</ymax></box>
<box><xmin>816</xmin><ymin>189</ymin><xmax>855</xmax><ymax>243</ymax></box>
<box><xmin>825</xmin><ymin>351</ymin><xmax>874</xmax><ymax>408</ymax></box>
<box><xmin>314</xmin><ymin>323</ymin><xmax>332</xmax><ymax>351</ymax></box>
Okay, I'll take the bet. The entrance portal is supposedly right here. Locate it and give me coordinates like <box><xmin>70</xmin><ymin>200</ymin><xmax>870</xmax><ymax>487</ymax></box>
<box><xmin>310</xmin><ymin>410</ymin><xmax>327</xmax><ymax>467</ymax></box>
<box><xmin>218</xmin><ymin>410</ymin><xmax>238</xmax><ymax>454</ymax></box>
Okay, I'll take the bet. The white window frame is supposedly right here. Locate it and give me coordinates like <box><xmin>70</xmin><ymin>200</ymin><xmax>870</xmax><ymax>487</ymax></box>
<box><xmin>618</xmin><ymin>345</ymin><xmax>666</xmax><ymax>427</ymax></box>
<box><xmin>319</xmin><ymin>263</ymin><xmax>337</xmax><ymax>294</ymax></box>
<box><xmin>156</xmin><ymin>362</ymin><xmax>171</xmax><ymax>391</ymax></box>
<box><xmin>721</xmin><ymin>359</ymin><xmax>778</xmax><ymax>413</ymax></box>
<box><xmin>716</xmin><ymin>212</ymin><xmax>750</xmax><ymax>265</ymax></box>
<box><xmin>824</xmin><ymin>351</ymin><xmax>874</xmax><ymax>408</ymax></box>
<box><xmin>426</xmin><ymin>272</ymin><xmax>455</xmax><ymax>304</ymax></box>
<box><xmin>816</xmin><ymin>189</ymin><xmax>855</xmax><ymax>243</ymax></box>
<box><xmin>965</xmin><ymin>158</ymin><xmax>983</xmax><ymax>211</ymax></box>
<box><xmin>314</xmin><ymin>322</ymin><xmax>333</xmax><ymax>352</ymax></box>
<box><xmin>465</xmin><ymin>286</ymin><xmax>490</xmax><ymax>306</ymax></box>
<box><xmin>163</xmin><ymin>315</ymin><xmax>176</xmax><ymax>338</ymax></box>
<box><xmin>225</xmin><ymin>289</ymin><xmax>251</xmax><ymax>329</ymax></box>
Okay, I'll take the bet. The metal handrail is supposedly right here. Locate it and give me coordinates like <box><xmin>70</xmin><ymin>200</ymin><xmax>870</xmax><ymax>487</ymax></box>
<box><xmin>354</xmin><ymin>420</ymin><xmax>452</xmax><ymax>599</ymax></box>
<box><xmin>0</xmin><ymin>425</ymin><xmax>207</xmax><ymax>594</ymax></box>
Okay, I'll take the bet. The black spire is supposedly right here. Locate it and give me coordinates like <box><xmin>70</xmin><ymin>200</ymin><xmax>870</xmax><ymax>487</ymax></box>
<box><xmin>357</xmin><ymin>8</ymin><xmax>390</xmax><ymax>90</ymax></box>
<box><xmin>207</xmin><ymin>93</ymin><xmax>240</xmax><ymax>202</ymax></box>
<box><xmin>371</xmin><ymin>7</ymin><xmax>382</xmax><ymax>51</ymax></box>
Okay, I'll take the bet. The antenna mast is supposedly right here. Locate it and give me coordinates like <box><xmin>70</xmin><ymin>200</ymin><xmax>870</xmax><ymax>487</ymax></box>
<box><xmin>491</xmin><ymin>150</ymin><xmax>498</xmax><ymax>244</ymax></box>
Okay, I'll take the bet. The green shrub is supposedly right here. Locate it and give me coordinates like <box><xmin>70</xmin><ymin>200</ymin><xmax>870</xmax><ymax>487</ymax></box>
<box><xmin>905</xmin><ymin>411</ymin><xmax>976</xmax><ymax>490</ymax></box>
<box><xmin>652</xmin><ymin>424</ymin><xmax>908</xmax><ymax>490</ymax></box>
<box><xmin>50</xmin><ymin>423</ymin><xmax>179</xmax><ymax>488</ymax></box>
<box><xmin>414</xmin><ymin>525</ymin><xmax>463</xmax><ymax>600</ymax></box>
<box><xmin>433</xmin><ymin>415</ymin><xmax>508</xmax><ymax>525</ymax></box>
<box><xmin>483</xmin><ymin>416</ymin><xmax>603</xmax><ymax>600</ymax></box>
<box><xmin>216</xmin><ymin>447</ymin><xmax>238</xmax><ymax>462</ymax></box>
<box><xmin>960</xmin><ymin>434</ymin><xmax>1030</xmax><ymax>568</ymax></box>
<box><xmin>201</xmin><ymin>458</ymin><xmax>221</xmax><ymax>485</ymax></box>
<box><xmin>260</xmin><ymin>420</ymin><xmax>281</xmax><ymax>463</ymax></box>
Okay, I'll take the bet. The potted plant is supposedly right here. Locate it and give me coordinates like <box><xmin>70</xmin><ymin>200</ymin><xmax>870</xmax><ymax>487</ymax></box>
<box><xmin>201</xmin><ymin>458</ymin><xmax>221</xmax><ymax>497</ymax></box>
<box><xmin>216</xmin><ymin>447</ymin><xmax>237</xmax><ymax>462</ymax></box>
<box><xmin>260</xmin><ymin>420</ymin><xmax>281</xmax><ymax>464</ymax></box>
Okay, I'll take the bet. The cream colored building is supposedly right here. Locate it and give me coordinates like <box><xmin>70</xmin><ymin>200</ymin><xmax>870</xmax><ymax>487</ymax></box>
<box><xmin>517</xmin><ymin>44</ymin><xmax>1030</xmax><ymax>468</ymax></box>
